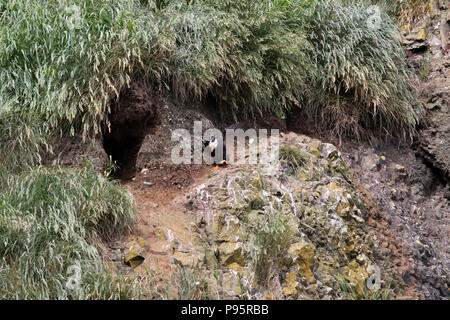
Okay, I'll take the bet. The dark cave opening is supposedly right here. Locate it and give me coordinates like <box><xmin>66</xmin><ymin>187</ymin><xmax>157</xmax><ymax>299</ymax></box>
<box><xmin>102</xmin><ymin>80</ymin><xmax>159</xmax><ymax>180</ymax></box>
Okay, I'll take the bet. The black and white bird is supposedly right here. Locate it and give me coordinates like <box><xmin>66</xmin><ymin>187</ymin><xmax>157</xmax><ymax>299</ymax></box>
<box><xmin>203</xmin><ymin>136</ymin><xmax>228</xmax><ymax>169</ymax></box>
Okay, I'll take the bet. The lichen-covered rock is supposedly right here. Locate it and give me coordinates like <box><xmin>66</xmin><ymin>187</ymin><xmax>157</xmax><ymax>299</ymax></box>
<box><xmin>124</xmin><ymin>239</ymin><xmax>147</xmax><ymax>268</ymax></box>
<box><xmin>218</xmin><ymin>242</ymin><xmax>246</xmax><ymax>266</ymax></box>
<box><xmin>221</xmin><ymin>271</ymin><xmax>243</xmax><ymax>297</ymax></box>
<box><xmin>286</xmin><ymin>241</ymin><xmax>316</xmax><ymax>285</ymax></box>
<box><xmin>186</xmin><ymin>133</ymin><xmax>397</xmax><ymax>299</ymax></box>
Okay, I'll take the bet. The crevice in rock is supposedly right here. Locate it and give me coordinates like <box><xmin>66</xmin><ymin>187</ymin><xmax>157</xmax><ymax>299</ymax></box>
<box><xmin>102</xmin><ymin>80</ymin><xmax>160</xmax><ymax>180</ymax></box>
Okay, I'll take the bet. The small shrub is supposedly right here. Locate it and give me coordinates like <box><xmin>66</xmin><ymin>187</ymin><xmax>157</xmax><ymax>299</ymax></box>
<box><xmin>337</xmin><ymin>277</ymin><xmax>392</xmax><ymax>300</ymax></box>
<box><xmin>159</xmin><ymin>261</ymin><xmax>219</xmax><ymax>299</ymax></box>
<box><xmin>248</xmin><ymin>211</ymin><xmax>296</xmax><ymax>288</ymax></box>
<box><xmin>279</xmin><ymin>144</ymin><xmax>311</xmax><ymax>174</ymax></box>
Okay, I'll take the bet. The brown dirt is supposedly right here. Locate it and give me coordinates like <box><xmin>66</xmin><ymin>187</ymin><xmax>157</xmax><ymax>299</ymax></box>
<box><xmin>104</xmin><ymin>158</ymin><xmax>213</xmax><ymax>276</ymax></box>
<box><xmin>42</xmin><ymin>135</ymin><xmax>108</xmax><ymax>171</ymax></box>
<box><xmin>353</xmin><ymin>180</ymin><xmax>419</xmax><ymax>299</ymax></box>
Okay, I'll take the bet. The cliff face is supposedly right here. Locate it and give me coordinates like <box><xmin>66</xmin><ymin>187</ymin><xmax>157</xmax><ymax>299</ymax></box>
<box><xmin>38</xmin><ymin>3</ymin><xmax>450</xmax><ymax>299</ymax></box>
<box><xmin>109</xmin><ymin>127</ymin><xmax>401</xmax><ymax>299</ymax></box>
<box><xmin>45</xmin><ymin>81</ymin><xmax>447</xmax><ymax>299</ymax></box>
<box><xmin>181</xmin><ymin>132</ymin><xmax>398</xmax><ymax>299</ymax></box>
<box><xmin>402</xmin><ymin>1</ymin><xmax>450</xmax><ymax>181</ymax></box>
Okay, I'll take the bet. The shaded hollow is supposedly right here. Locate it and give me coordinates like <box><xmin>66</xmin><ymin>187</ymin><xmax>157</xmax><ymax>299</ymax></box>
<box><xmin>102</xmin><ymin>80</ymin><xmax>159</xmax><ymax>180</ymax></box>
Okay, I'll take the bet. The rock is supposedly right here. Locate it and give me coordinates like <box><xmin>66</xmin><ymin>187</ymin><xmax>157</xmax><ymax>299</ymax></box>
<box><xmin>217</xmin><ymin>242</ymin><xmax>245</xmax><ymax>267</ymax></box>
<box><xmin>441</xmin><ymin>10</ymin><xmax>450</xmax><ymax>51</ymax></box>
<box><xmin>154</xmin><ymin>228</ymin><xmax>166</xmax><ymax>240</ymax></box>
<box><xmin>405</xmin><ymin>28</ymin><xmax>426</xmax><ymax>41</ymax></box>
<box><xmin>184</xmin><ymin>133</ymin><xmax>391</xmax><ymax>299</ymax></box>
<box><xmin>221</xmin><ymin>271</ymin><xmax>242</xmax><ymax>297</ymax></box>
<box><xmin>172</xmin><ymin>251</ymin><xmax>202</xmax><ymax>268</ymax></box>
<box><xmin>391</xmin><ymin>188</ymin><xmax>405</xmax><ymax>201</ymax></box>
<box><xmin>406</xmin><ymin>41</ymin><xmax>429</xmax><ymax>53</ymax></box>
<box><xmin>124</xmin><ymin>239</ymin><xmax>146</xmax><ymax>268</ymax></box>
<box><xmin>419</xmin><ymin>112</ymin><xmax>450</xmax><ymax>182</ymax></box>
<box><xmin>430</xmin><ymin>36</ymin><xmax>442</xmax><ymax>47</ymax></box>
<box><xmin>402</xmin><ymin>23</ymin><xmax>429</xmax><ymax>52</ymax></box>
<box><xmin>282</xmin><ymin>271</ymin><xmax>299</xmax><ymax>296</ymax></box>
<box><xmin>400</xmin><ymin>24</ymin><xmax>410</xmax><ymax>35</ymax></box>
<box><xmin>412</xmin><ymin>9</ymin><xmax>450</xmax><ymax>182</ymax></box>
<box><xmin>356</xmin><ymin>253</ymin><xmax>369</xmax><ymax>266</ymax></box>
<box><xmin>343</xmin><ymin>260</ymin><xmax>370</xmax><ymax>296</ymax></box>
<box><xmin>287</xmin><ymin>242</ymin><xmax>316</xmax><ymax>285</ymax></box>
<box><xmin>216</xmin><ymin>214</ymin><xmax>243</xmax><ymax>242</ymax></box>
<box><xmin>361</xmin><ymin>153</ymin><xmax>382</xmax><ymax>171</ymax></box>
<box><xmin>287</xmin><ymin>242</ymin><xmax>315</xmax><ymax>267</ymax></box>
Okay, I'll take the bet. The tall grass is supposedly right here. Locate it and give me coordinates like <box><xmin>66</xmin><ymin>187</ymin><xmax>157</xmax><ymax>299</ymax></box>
<box><xmin>301</xmin><ymin>0</ymin><xmax>421</xmax><ymax>140</ymax></box>
<box><xmin>150</xmin><ymin>0</ymin><xmax>315</xmax><ymax>119</ymax></box>
<box><xmin>0</xmin><ymin>112</ymin><xmax>49</xmax><ymax>184</ymax></box>
<box><xmin>279</xmin><ymin>144</ymin><xmax>311</xmax><ymax>174</ymax></box>
<box><xmin>249</xmin><ymin>211</ymin><xmax>296</xmax><ymax>289</ymax></box>
<box><xmin>0</xmin><ymin>165</ymin><xmax>138</xmax><ymax>299</ymax></box>
<box><xmin>0</xmin><ymin>0</ymin><xmax>147</xmax><ymax>180</ymax></box>
<box><xmin>0</xmin><ymin>0</ymin><xmax>145</xmax><ymax>134</ymax></box>
<box><xmin>0</xmin><ymin>0</ymin><xmax>420</xmax><ymax>177</ymax></box>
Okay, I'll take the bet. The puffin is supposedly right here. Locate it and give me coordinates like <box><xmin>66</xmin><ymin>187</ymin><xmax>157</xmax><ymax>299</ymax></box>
<box><xmin>203</xmin><ymin>136</ymin><xmax>228</xmax><ymax>169</ymax></box>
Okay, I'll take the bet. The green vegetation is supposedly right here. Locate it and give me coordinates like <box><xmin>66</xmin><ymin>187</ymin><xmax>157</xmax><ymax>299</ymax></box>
<box><xmin>0</xmin><ymin>0</ymin><xmax>420</xmax><ymax>179</ymax></box>
<box><xmin>303</xmin><ymin>0</ymin><xmax>420</xmax><ymax>139</ymax></box>
<box><xmin>156</xmin><ymin>1</ymin><xmax>314</xmax><ymax>119</ymax></box>
<box><xmin>0</xmin><ymin>0</ymin><xmax>142</xmax><ymax>180</ymax></box>
<box><xmin>280</xmin><ymin>144</ymin><xmax>311</xmax><ymax>174</ymax></box>
<box><xmin>165</xmin><ymin>261</ymin><xmax>219</xmax><ymax>299</ymax></box>
<box><xmin>420</xmin><ymin>52</ymin><xmax>430</xmax><ymax>79</ymax></box>
<box><xmin>0</xmin><ymin>165</ymin><xmax>138</xmax><ymax>299</ymax></box>
<box><xmin>337</xmin><ymin>277</ymin><xmax>392</xmax><ymax>300</ymax></box>
<box><xmin>249</xmin><ymin>211</ymin><xmax>296</xmax><ymax>288</ymax></box>
<box><xmin>0</xmin><ymin>0</ymin><xmax>423</xmax><ymax>299</ymax></box>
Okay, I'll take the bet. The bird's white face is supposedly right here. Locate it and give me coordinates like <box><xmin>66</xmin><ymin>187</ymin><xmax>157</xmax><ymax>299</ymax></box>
<box><xmin>210</xmin><ymin>138</ymin><xmax>218</xmax><ymax>148</ymax></box>
<box><xmin>210</xmin><ymin>138</ymin><xmax>218</xmax><ymax>152</ymax></box>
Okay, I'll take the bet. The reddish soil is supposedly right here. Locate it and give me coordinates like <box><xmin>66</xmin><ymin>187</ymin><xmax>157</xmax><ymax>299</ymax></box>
<box><xmin>105</xmin><ymin>161</ymin><xmax>213</xmax><ymax>282</ymax></box>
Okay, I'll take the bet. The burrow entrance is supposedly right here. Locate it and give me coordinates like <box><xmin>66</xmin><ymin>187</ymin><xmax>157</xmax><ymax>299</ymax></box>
<box><xmin>102</xmin><ymin>80</ymin><xmax>159</xmax><ymax>180</ymax></box>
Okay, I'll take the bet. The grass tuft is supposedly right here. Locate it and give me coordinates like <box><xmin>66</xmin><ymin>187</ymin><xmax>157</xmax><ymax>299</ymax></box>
<box><xmin>279</xmin><ymin>144</ymin><xmax>311</xmax><ymax>174</ymax></box>
<box><xmin>0</xmin><ymin>165</ymin><xmax>137</xmax><ymax>299</ymax></box>
<box><xmin>248</xmin><ymin>209</ymin><xmax>296</xmax><ymax>289</ymax></box>
<box><xmin>301</xmin><ymin>0</ymin><xmax>422</xmax><ymax>140</ymax></box>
